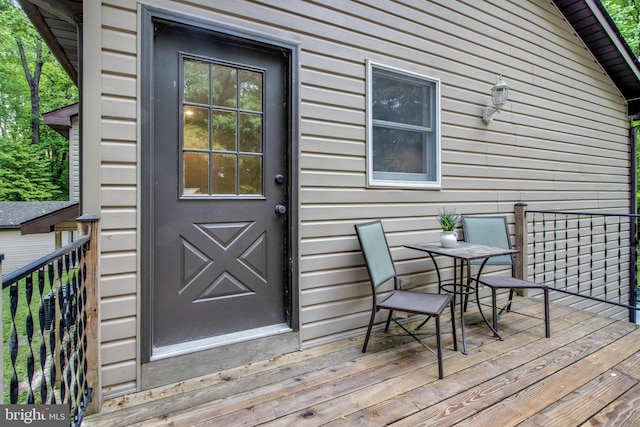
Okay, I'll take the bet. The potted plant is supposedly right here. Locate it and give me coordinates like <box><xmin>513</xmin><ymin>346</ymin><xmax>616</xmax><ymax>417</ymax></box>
<box><xmin>437</xmin><ymin>208</ymin><xmax>460</xmax><ymax>247</ymax></box>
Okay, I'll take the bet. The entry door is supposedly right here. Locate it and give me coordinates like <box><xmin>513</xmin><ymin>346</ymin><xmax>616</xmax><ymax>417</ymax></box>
<box><xmin>147</xmin><ymin>22</ymin><xmax>290</xmax><ymax>355</ymax></box>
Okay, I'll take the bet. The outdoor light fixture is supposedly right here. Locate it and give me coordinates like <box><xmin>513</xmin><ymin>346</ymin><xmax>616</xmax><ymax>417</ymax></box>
<box><xmin>482</xmin><ymin>75</ymin><xmax>509</xmax><ymax>124</ymax></box>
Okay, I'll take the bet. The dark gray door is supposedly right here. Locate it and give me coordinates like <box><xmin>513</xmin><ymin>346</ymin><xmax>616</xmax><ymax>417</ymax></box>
<box><xmin>147</xmin><ymin>22</ymin><xmax>289</xmax><ymax>354</ymax></box>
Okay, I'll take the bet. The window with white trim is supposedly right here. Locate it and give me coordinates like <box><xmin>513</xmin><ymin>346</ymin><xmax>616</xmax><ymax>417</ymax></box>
<box><xmin>367</xmin><ymin>61</ymin><xmax>441</xmax><ymax>188</ymax></box>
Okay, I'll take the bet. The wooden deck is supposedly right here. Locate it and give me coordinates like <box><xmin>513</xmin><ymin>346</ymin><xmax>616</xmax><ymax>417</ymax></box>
<box><xmin>84</xmin><ymin>298</ymin><xmax>640</xmax><ymax>426</ymax></box>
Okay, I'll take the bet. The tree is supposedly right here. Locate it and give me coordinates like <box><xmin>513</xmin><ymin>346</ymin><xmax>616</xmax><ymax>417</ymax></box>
<box><xmin>601</xmin><ymin>0</ymin><xmax>640</xmax><ymax>57</ymax></box>
<box><xmin>0</xmin><ymin>139</ymin><xmax>56</xmax><ymax>201</ymax></box>
<box><xmin>0</xmin><ymin>0</ymin><xmax>77</xmax><ymax>201</ymax></box>
<box><xmin>16</xmin><ymin>36</ymin><xmax>43</xmax><ymax>145</ymax></box>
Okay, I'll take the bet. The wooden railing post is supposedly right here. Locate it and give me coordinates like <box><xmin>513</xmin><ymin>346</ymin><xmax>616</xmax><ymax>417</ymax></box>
<box><xmin>77</xmin><ymin>215</ymin><xmax>101</xmax><ymax>414</ymax></box>
<box><xmin>514</xmin><ymin>203</ymin><xmax>528</xmax><ymax>281</ymax></box>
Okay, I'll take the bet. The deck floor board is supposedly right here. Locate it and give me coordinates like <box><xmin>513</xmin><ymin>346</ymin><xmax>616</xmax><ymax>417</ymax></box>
<box><xmin>84</xmin><ymin>298</ymin><xmax>640</xmax><ymax>427</ymax></box>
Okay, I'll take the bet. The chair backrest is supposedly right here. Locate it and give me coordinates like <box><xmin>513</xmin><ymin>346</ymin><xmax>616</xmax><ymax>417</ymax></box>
<box><xmin>354</xmin><ymin>220</ymin><xmax>397</xmax><ymax>288</ymax></box>
<box><xmin>462</xmin><ymin>216</ymin><xmax>514</xmax><ymax>267</ymax></box>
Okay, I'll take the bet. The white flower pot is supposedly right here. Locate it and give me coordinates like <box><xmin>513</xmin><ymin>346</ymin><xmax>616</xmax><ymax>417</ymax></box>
<box><xmin>440</xmin><ymin>231</ymin><xmax>458</xmax><ymax>248</ymax></box>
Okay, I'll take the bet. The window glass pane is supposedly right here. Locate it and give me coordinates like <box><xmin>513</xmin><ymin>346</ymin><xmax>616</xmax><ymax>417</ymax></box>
<box><xmin>240</xmin><ymin>155</ymin><xmax>262</xmax><ymax>194</ymax></box>
<box><xmin>184</xmin><ymin>60</ymin><xmax>209</xmax><ymax>104</ymax></box>
<box><xmin>212</xmin><ymin>65</ymin><xmax>237</xmax><ymax>108</ymax></box>
<box><xmin>239</xmin><ymin>113</ymin><xmax>262</xmax><ymax>153</ymax></box>
<box><xmin>212</xmin><ymin>110</ymin><xmax>237</xmax><ymax>151</ymax></box>
<box><xmin>182</xmin><ymin>59</ymin><xmax>265</xmax><ymax>196</ymax></box>
<box><xmin>184</xmin><ymin>152</ymin><xmax>209</xmax><ymax>195</ymax></box>
<box><xmin>373</xmin><ymin>70</ymin><xmax>429</xmax><ymax>127</ymax></box>
<box><xmin>212</xmin><ymin>154</ymin><xmax>237</xmax><ymax>194</ymax></box>
<box><xmin>373</xmin><ymin>127</ymin><xmax>426</xmax><ymax>174</ymax></box>
<box><xmin>183</xmin><ymin>107</ymin><xmax>209</xmax><ymax>150</ymax></box>
<box><xmin>239</xmin><ymin>70</ymin><xmax>262</xmax><ymax>111</ymax></box>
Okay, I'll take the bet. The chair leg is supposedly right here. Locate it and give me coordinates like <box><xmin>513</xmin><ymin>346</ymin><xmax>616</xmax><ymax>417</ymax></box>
<box><xmin>415</xmin><ymin>316</ymin><xmax>431</xmax><ymax>330</ymax></box>
<box><xmin>492</xmin><ymin>288</ymin><xmax>499</xmax><ymax>338</ymax></box>
<box><xmin>497</xmin><ymin>288</ymin><xmax>514</xmax><ymax>316</ymax></box>
<box><xmin>450</xmin><ymin>300</ymin><xmax>457</xmax><ymax>351</ymax></box>
<box><xmin>362</xmin><ymin>310</ymin><xmax>377</xmax><ymax>353</ymax></box>
<box><xmin>543</xmin><ymin>288</ymin><xmax>550</xmax><ymax>338</ymax></box>
<box><xmin>385</xmin><ymin>310</ymin><xmax>393</xmax><ymax>332</ymax></box>
<box><xmin>435</xmin><ymin>316</ymin><xmax>443</xmax><ymax>379</ymax></box>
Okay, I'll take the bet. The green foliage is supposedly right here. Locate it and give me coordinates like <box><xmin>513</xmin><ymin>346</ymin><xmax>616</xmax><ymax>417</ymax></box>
<box><xmin>0</xmin><ymin>138</ymin><xmax>57</xmax><ymax>200</ymax></box>
<box><xmin>437</xmin><ymin>208</ymin><xmax>461</xmax><ymax>231</ymax></box>
<box><xmin>601</xmin><ymin>0</ymin><xmax>640</xmax><ymax>57</ymax></box>
<box><xmin>0</xmin><ymin>0</ymin><xmax>77</xmax><ymax>201</ymax></box>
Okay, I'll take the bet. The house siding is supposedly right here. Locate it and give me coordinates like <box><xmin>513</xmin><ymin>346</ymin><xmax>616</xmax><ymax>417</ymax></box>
<box><xmin>0</xmin><ymin>230</ymin><xmax>72</xmax><ymax>274</ymax></box>
<box><xmin>70</xmin><ymin>116</ymin><xmax>80</xmax><ymax>202</ymax></box>
<box><xmin>92</xmin><ymin>0</ymin><xmax>632</xmax><ymax>397</ymax></box>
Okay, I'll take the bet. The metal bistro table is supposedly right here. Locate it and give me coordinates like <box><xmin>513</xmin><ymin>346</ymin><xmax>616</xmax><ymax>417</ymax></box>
<box><xmin>405</xmin><ymin>241</ymin><xmax>518</xmax><ymax>354</ymax></box>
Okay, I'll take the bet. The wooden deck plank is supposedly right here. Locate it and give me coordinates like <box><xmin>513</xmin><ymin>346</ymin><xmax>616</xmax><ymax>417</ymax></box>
<box><xmin>83</xmin><ymin>300</ymin><xmax>640</xmax><ymax>427</ymax></box>
<box><xmin>580</xmin><ymin>383</ymin><xmax>640</xmax><ymax>427</ymax></box>
<box><xmin>378</xmin><ymin>313</ymin><xmax>624</xmax><ymax>427</ymax></box>
<box><xmin>98</xmin><ymin>335</ymin><xmax>374</xmax><ymax>414</ymax></box>
<box><xmin>90</xmin><ymin>317</ymin><xmax>433</xmax><ymax>425</ymax></box>
<box><xmin>92</xmin><ymin>339</ymin><xmax>420</xmax><ymax>426</ymax></box>
<box><xmin>449</xmin><ymin>326</ymin><xmax>640</xmax><ymax>427</ymax></box>
<box><xmin>89</xmin><ymin>298</ymin><xmax>491</xmax><ymax>426</ymax></box>
<box><xmin>128</xmin><ymin>329</ymin><xmax>455</xmax><ymax>426</ymax></box>
<box><xmin>614</xmin><ymin>351</ymin><xmax>640</xmax><ymax>380</ymax></box>
<box><xmin>269</xmin><ymin>303</ymin><xmax>582</xmax><ymax>426</ymax></box>
<box><xmin>517</xmin><ymin>371</ymin><xmax>637</xmax><ymax>426</ymax></box>
<box><xmin>324</xmin><ymin>307</ymin><xmax>609</xmax><ymax>427</ymax></box>
<box><xmin>92</xmin><ymin>301</ymin><xmax>576</xmax><ymax>427</ymax></box>
<box><xmin>151</xmin><ymin>302</ymin><xmax>558</xmax><ymax>426</ymax></box>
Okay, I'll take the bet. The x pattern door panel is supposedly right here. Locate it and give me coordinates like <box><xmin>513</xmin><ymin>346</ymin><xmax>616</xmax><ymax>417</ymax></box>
<box><xmin>180</xmin><ymin>221</ymin><xmax>267</xmax><ymax>302</ymax></box>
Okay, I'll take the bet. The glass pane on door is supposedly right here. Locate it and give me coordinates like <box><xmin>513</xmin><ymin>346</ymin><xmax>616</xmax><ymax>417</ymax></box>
<box><xmin>182</xmin><ymin>58</ymin><xmax>264</xmax><ymax>196</ymax></box>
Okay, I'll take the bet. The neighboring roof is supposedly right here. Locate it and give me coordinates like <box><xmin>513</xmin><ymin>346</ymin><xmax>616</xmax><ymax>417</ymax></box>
<box><xmin>44</xmin><ymin>103</ymin><xmax>79</xmax><ymax>138</ymax></box>
<box><xmin>17</xmin><ymin>0</ymin><xmax>640</xmax><ymax>116</ymax></box>
<box><xmin>553</xmin><ymin>0</ymin><xmax>640</xmax><ymax>118</ymax></box>
<box><xmin>0</xmin><ymin>201</ymin><xmax>79</xmax><ymax>234</ymax></box>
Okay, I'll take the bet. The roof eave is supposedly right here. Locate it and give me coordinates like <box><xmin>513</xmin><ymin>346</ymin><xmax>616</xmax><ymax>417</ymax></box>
<box><xmin>553</xmin><ymin>0</ymin><xmax>640</xmax><ymax>117</ymax></box>
<box><xmin>16</xmin><ymin>0</ymin><xmax>80</xmax><ymax>86</ymax></box>
<box><xmin>20</xmin><ymin>203</ymin><xmax>80</xmax><ymax>235</ymax></box>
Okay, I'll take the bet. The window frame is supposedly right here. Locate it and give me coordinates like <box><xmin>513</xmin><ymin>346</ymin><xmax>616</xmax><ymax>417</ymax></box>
<box><xmin>366</xmin><ymin>60</ymin><xmax>441</xmax><ymax>189</ymax></box>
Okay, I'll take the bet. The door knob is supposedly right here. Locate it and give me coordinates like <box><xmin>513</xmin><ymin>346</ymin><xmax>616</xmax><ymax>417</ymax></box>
<box><xmin>275</xmin><ymin>204</ymin><xmax>287</xmax><ymax>215</ymax></box>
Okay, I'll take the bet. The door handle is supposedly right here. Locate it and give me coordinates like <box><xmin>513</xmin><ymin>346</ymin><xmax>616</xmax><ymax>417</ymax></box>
<box><xmin>275</xmin><ymin>204</ymin><xmax>287</xmax><ymax>216</ymax></box>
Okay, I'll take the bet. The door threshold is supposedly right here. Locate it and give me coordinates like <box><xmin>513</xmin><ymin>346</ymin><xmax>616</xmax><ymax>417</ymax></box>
<box><xmin>151</xmin><ymin>323</ymin><xmax>292</xmax><ymax>361</ymax></box>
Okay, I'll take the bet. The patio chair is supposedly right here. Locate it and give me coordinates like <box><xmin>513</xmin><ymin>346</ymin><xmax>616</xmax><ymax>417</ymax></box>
<box><xmin>355</xmin><ymin>220</ymin><xmax>457</xmax><ymax>379</ymax></box>
<box><xmin>462</xmin><ymin>216</ymin><xmax>550</xmax><ymax>339</ymax></box>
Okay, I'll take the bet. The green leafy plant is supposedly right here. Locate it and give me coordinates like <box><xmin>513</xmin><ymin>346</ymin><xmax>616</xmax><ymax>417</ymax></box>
<box><xmin>437</xmin><ymin>208</ymin><xmax>460</xmax><ymax>231</ymax></box>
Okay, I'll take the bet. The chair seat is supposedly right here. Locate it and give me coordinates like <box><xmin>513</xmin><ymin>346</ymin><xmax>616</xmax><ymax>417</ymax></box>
<box><xmin>378</xmin><ymin>290</ymin><xmax>452</xmax><ymax>316</ymax></box>
<box><xmin>478</xmin><ymin>276</ymin><xmax>547</xmax><ymax>289</ymax></box>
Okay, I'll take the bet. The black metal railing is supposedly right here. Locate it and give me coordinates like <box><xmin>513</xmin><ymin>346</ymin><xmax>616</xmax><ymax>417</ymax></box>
<box><xmin>2</xmin><ymin>235</ymin><xmax>92</xmax><ymax>426</ymax></box>
<box><xmin>527</xmin><ymin>209</ymin><xmax>640</xmax><ymax>322</ymax></box>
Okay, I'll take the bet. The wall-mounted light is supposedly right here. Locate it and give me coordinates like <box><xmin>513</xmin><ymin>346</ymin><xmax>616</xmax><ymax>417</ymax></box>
<box><xmin>482</xmin><ymin>75</ymin><xmax>509</xmax><ymax>124</ymax></box>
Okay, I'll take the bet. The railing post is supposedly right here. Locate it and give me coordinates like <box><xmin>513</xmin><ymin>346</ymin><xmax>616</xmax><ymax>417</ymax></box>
<box><xmin>77</xmin><ymin>215</ymin><xmax>101</xmax><ymax>414</ymax></box>
<box><xmin>0</xmin><ymin>252</ymin><xmax>3</xmax><ymax>404</ymax></box>
<box><xmin>515</xmin><ymin>203</ymin><xmax>528</xmax><ymax>281</ymax></box>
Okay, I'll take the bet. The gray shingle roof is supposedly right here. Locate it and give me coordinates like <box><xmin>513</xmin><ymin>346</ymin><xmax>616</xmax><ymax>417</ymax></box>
<box><xmin>0</xmin><ymin>201</ymin><xmax>77</xmax><ymax>228</ymax></box>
